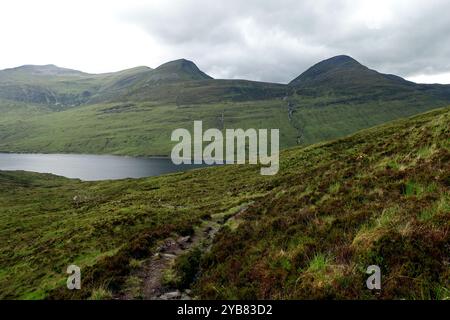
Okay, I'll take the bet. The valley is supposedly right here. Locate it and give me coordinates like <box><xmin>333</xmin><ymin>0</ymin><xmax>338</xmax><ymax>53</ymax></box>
<box><xmin>0</xmin><ymin>55</ymin><xmax>449</xmax><ymax>300</ymax></box>
<box><xmin>0</xmin><ymin>107</ymin><xmax>448</xmax><ymax>299</ymax></box>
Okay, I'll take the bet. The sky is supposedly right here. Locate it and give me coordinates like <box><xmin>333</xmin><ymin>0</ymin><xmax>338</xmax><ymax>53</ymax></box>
<box><xmin>1</xmin><ymin>0</ymin><xmax>450</xmax><ymax>84</ymax></box>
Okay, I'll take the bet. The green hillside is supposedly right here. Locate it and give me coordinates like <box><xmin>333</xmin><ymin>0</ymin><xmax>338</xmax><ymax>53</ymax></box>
<box><xmin>1</xmin><ymin>56</ymin><xmax>450</xmax><ymax>156</ymax></box>
<box><xmin>0</xmin><ymin>99</ymin><xmax>297</xmax><ymax>155</ymax></box>
<box><xmin>0</xmin><ymin>107</ymin><xmax>448</xmax><ymax>299</ymax></box>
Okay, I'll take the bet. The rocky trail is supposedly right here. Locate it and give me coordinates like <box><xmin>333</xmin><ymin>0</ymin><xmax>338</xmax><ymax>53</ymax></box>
<box><xmin>115</xmin><ymin>204</ymin><xmax>249</xmax><ymax>300</ymax></box>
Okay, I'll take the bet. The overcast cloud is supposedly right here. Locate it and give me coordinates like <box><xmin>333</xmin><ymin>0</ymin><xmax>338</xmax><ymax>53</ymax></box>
<box><xmin>1</xmin><ymin>0</ymin><xmax>450</xmax><ymax>83</ymax></box>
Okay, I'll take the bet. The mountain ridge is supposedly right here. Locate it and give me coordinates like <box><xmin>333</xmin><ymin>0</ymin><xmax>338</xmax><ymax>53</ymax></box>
<box><xmin>1</xmin><ymin>55</ymin><xmax>450</xmax><ymax>157</ymax></box>
<box><xmin>1</xmin><ymin>64</ymin><xmax>89</xmax><ymax>77</ymax></box>
<box><xmin>2</xmin><ymin>55</ymin><xmax>450</xmax><ymax>107</ymax></box>
<box><xmin>1</xmin><ymin>55</ymin><xmax>449</xmax><ymax>88</ymax></box>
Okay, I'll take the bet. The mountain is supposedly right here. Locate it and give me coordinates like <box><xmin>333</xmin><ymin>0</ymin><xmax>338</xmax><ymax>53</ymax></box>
<box><xmin>0</xmin><ymin>64</ymin><xmax>96</xmax><ymax>107</ymax></box>
<box><xmin>92</xmin><ymin>59</ymin><xmax>213</xmax><ymax>102</ymax></box>
<box><xmin>2</xmin><ymin>106</ymin><xmax>448</xmax><ymax>299</ymax></box>
<box><xmin>0</xmin><ymin>59</ymin><xmax>284</xmax><ymax>106</ymax></box>
<box><xmin>289</xmin><ymin>55</ymin><xmax>450</xmax><ymax>100</ymax></box>
<box><xmin>1</xmin><ymin>56</ymin><xmax>450</xmax><ymax>156</ymax></box>
<box><xmin>101</xmin><ymin>59</ymin><xmax>286</xmax><ymax>104</ymax></box>
<box><xmin>289</xmin><ymin>55</ymin><xmax>416</xmax><ymax>94</ymax></box>
<box><xmin>0</xmin><ymin>64</ymin><xmax>159</xmax><ymax>107</ymax></box>
<box><xmin>3</xmin><ymin>55</ymin><xmax>449</xmax><ymax>108</ymax></box>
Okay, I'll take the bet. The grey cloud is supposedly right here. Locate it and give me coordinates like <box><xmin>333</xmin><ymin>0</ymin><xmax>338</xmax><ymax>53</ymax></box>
<box><xmin>122</xmin><ymin>0</ymin><xmax>450</xmax><ymax>83</ymax></box>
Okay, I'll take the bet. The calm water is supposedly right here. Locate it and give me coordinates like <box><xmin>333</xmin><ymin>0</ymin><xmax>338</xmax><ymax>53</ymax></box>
<box><xmin>0</xmin><ymin>153</ymin><xmax>208</xmax><ymax>181</ymax></box>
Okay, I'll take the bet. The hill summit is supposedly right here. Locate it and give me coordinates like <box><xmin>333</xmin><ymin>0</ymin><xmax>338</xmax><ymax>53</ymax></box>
<box><xmin>289</xmin><ymin>55</ymin><xmax>413</xmax><ymax>93</ymax></box>
<box><xmin>1</xmin><ymin>64</ymin><xmax>88</xmax><ymax>77</ymax></box>
<box><xmin>147</xmin><ymin>59</ymin><xmax>213</xmax><ymax>82</ymax></box>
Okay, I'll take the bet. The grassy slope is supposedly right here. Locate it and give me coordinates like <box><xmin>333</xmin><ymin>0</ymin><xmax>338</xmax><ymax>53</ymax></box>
<box><xmin>1</xmin><ymin>56</ymin><xmax>450</xmax><ymax>156</ymax></box>
<box><xmin>0</xmin><ymin>166</ymin><xmax>268</xmax><ymax>299</ymax></box>
<box><xmin>0</xmin><ymin>107</ymin><xmax>448</xmax><ymax>299</ymax></box>
<box><xmin>0</xmin><ymin>93</ymin><xmax>447</xmax><ymax>156</ymax></box>
<box><xmin>0</xmin><ymin>99</ymin><xmax>297</xmax><ymax>155</ymax></box>
<box><xmin>195</xmin><ymin>107</ymin><xmax>450</xmax><ymax>299</ymax></box>
<box><xmin>289</xmin><ymin>92</ymin><xmax>447</xmax><ymax>145</ymax></box>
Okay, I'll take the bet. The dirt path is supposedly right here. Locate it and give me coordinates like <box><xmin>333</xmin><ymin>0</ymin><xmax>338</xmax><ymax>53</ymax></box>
<box><xmin>116</xmin><ymin>204</ymin><xmax>248</xmax><ymax>300</ymax></box>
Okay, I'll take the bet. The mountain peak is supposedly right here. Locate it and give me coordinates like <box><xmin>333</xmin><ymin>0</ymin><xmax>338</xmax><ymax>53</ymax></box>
<box><xmin>289</xmin><ymin>55</ymin><xmax>366</xmax><ymax>87</ymax></box>
<box><xmin>303</xmin><ymin>55</ymin><xmax>363</xmax><ymax>72</ymax></box>
<box><xmin>288</xmin><ymin>55</ymin><xmax>412</xmax><ymax>93</ymax></box>
<box><xmin>161</xmin><ymin>58</ymin><xmax>193</xmax><ymax>65</ymax></box>
<box><xmin>323</xmin><ymin>55</ymin><xmax>360</xmax><ymax>65</ymax></box>
<box><xmin>152</xmin><ymin>59</ymin><xmax>213</xmax><ymax>81</ymax></box>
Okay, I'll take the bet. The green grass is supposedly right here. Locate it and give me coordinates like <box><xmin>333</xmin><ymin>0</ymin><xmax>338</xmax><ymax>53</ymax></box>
<box><xmin>0</xmin><ymin>99</ymin><xmax>297</xmax><ymax>155</ymax></box>
<box><xmin>89</xmin><ymin>287</ymin><xmax>113</xmax><ymax>300</ymax></box>
<box><xmin>1</xmin><ymin>56</ymin><xmax>450</xmax><ymax>157</ymax></box>
<box><xmin>307</xmin><ymin>254</ymin><xmax>331</xmax><ymax>273</ymax></box>
<box><xmin>193</xmin><ymin>107</ymin><xmax>450</xmax><ymax>299</ymax></box>
<box><xmin>0</xmin><ymin>107</ymin><xmax>449</xmax><ymax>299</ymax></box>
<box><xmin>1</xmin><ymin>91</ymin><xmax>447</xmax><ymax>156</ymax></box>
<box><xmin>0</xmin><ymin>163</ymin><xmax>269</xmax><ymax>299</ymax></box>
